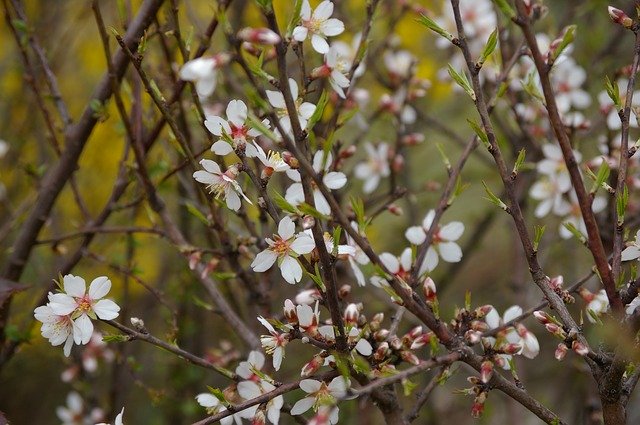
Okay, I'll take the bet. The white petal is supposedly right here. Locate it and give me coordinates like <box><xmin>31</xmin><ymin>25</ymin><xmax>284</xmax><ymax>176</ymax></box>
<box><xmin>280</xmin><ymin>256</ymin><xmax>303</xmax><ymax>284</ymax></box>
<box><xmin>399</xmin><ymin>248</ymin><xmax>412</xmax><ymax>271</ymax></box>
<box><xmin>420</xmin><ymin>246</ymin><xmax>439</xmax><ymax>273</ymax></box>
<box><xmin>200</xmin><ymin>159</ymin><xmax>221</xmax><ymax>174</ymax></box>
<box><xmin>622</xmin><ymin>246</ymin><xmax>640</xmax><ymax>261</ymax></box>
<box><xmin>299</xmin><ymin>379</ymin><xmax>323</xmax><ymax>393</ymax></box>
<box><xmin>299</xmin><ymin>102</ymin><xmax>317</xmax><ymax>120</ymax></box>
<box><xmin>237</xmin><ymin>381</ymin><xmax>262</xmax><ymax>399</ymax></box>
<box><xmin>379</xmin><ymin>253</ymin><xmax>400</xmax><ymax>274</ymax></box>
<box><xmin>438</xmin><ymin>242</ymin><xmax>462</xmax><ymax>263</ymax></box>
<box><xmin>73</xmin><ymin>314</ymin><xmax>93</xmax><ymax>345</ymax></box>
<box><xmin>48</xmin><ymin>293</ymin><xmax>77</xmax><ymax>316</ymax></box>
<box><xmin>311</xmin><ymin>34</ymin><xmax>329</xmax><ymax>54</ymax></box>
<box><xmin>211</xmin><ymin>140</ymin><xmax>234</xmax><ymax>156</ymax></box>
<box><xmin>355</xmin><ymin>338</ymin><xmax>372</xmax><ymax>356</ymax></box>
<box><xmin>405</xmin><ymin>226</ymin><xmax>426</xmax><ymax>245</ymax></box>
<box><xmin>439</xmin><ymin>222</ymin><xmax>464</xmax><ymax>241</ymax></box>
<box><xmin>205</xmin><ymin>116</ymin><xmax>231</xmax><ymax>137</ymax></box>
<box><xmin>292</xmin><ymin>26</ymin><xmax>309</xmax><ymax>42</ymax></box>
<box><xmin>93</xmin><ymin>299</ymin><xmax>120</xmax><ymax>320</ymax></box>
<box><xmin>251</xmin><ymin>250</ymin><xmax>278</xmax><ymax>272</ymax></box>
<box><xmin>320</xmin><ymin>19</ymin><xmax>345</xmax><ymax>36</ymax></box>
<box><xmin>313</xmin><ymin>1</ymin><xmax>333</xmax><ymax>20</ymax></box>
<box><xmin>278</xmin><ymin>216</ymin><xmax>296</xmax><ymax>240</ymax></box>
<box><xmin>290</xmin><ymin>235</ymin><xmax>316</xmax><ymax>254</ymax></box>
<box><xmin>226</xmin><ymin>100</ymin><xmax>247</xmax><ymax>127</ymax></box>
<box><xmin>313</xmin><ymin>191</ymin><xmax>331</xmax><ymax>216</ymax></box>
<box><xmin>88</xmin><ymin>276</ymin><xmax>111</xmax><ymax>300</ymax></box>
<box><xmin>225</xmin><ymin>189</ymin><xmax>241</xmax><ymax>211</ymax></box>
<box><xmin>503</xmin><ymin>306</ymin><xmax>523</xmax><ymax>323</ymax></box>
<box><xmin>63</xmin><ymin>275</ymin><xmax>86</xmax><ymax>297</ymax></box>
<box><xmin>324</xmin><ymin>172</ymin><xmax>347</xmax><ymax>189</ymax></box>
<box><xmin>290</xmin><ymin>397</ymin><xmax>315</xmax><ymax>415</ymax></box>
<box><xmin>266</xmin><ymin>90</ymin><xmax>286</xmax><ymax>109</ymax></box>
<box><xmin>485</xmin><ymin>308</ymin><xmax>500</xmax><ymax>329</ymax></box>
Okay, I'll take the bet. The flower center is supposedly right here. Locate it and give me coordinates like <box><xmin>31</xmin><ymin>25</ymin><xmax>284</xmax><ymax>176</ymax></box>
<box><xmin>271</xmin><ymin>236</ymin><xmax>291</xmax><ymax>256</ymax></box>
<box><xmin>77</xmin><ymin>296</ymin><xmax>92</xmax><ymax>313</ymax></box>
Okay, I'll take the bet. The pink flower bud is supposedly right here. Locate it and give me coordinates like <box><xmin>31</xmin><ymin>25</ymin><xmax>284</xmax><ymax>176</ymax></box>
<box><xmin>237</xmin><ymin>27</ymin><xmax>281</xmax><ymax>45</ymax></box>
<box><xmin>295</xmin><ymin>289</ymin><xmax>322</xmax><ymax>305</ymax></box>
<box><xmin>339</xmin><ymin>145</ymin><xmax>357</xmax><ymax>159</ymax></box>
<box><xmin>502</xmin><ymin>343</ymin><xmax>522</xmax><ymax>355</ymax></box>
<box><xmin>578</xmin><ymin>287</ymin><xmax>595</xmax><ymax>302</ymax></box>
<box><xmin>281</xmin><ymin>151</ymin><xmax>299</xmax><ymax>168</ymax></box>
<box><xmin>555</xmin><ymin>343</ymin><xmax>568</xmax><ymax>361</ymax></box>
<box><xmin>608</xmin><ymin>6</ymin><xmax>634</xmax><ymax>28</ymax></box>
<box><xmin>374</xmin><ymin>342</ymin><xmax>390</xmax><ymax>361</ymax></box>
<box><xmin>188</xmin><ymin>251</ymin><xmax>201</xmax><ymax>270</ymax></box>
<box><xmin>389</xmin><ymin>336</ymin><xmax>403</xmax><ymax>351</ymax></box>
<box><xmin>402</xmin><ymin>133</ymin><xmax>425</xmax><ymax>146</ymax></box>
<box><xmin>411</xmin><ymin>332</ymin><xmax>435</xmax><ymax>349</ymax></box>
<box><xmin>572</xmin><ymin>340</ymin><xmax>589</xmax><ymax>356</ymax></box>
<box><xmin>533</xmin><ymin>310</ymin><xmax>551</xmax><ymax>324</ymax></box>
<box><xmin>465</xmin><ymin>330</ymin><xmax>482</xmax><ymax>344</ymax></box>
<box><xmin>200</xmin><ymin>257</ymin><xmax>220</xmax><ymax>279</ymax></box>
<box><xmin>422</xmin><ymin>277</ymin><xmax>437</xmax><ymax>303</ymax></box>
<box><xmin>480</xmin><ymin>360</ymin><xmax>493</xmax><ymax>383</ymax></box>
<box><xmin>344</xmin><ymin>303</ymin><xmax>359</xmax><ymax>325</ymax></box>
<box><xmin>400</xmin><ymin>350</ymin><xmax>420</xmax><ymax>365</ymax></box>
<box><xmin>338</xmin><ymin>284</ymin><xmax>351</xmax><ymax>299</ymax></box>
<box><xmin>392</xmin><ymin>154</ymin><xmax>404</xmax><ymax>172</ymax></box>
<box><xmin>471</xmin><ymin>392</ymin><xmax>487</xmax><ymax>418</ymax></box>
<box><xmin>370</xmin><ymin>313</ymin><xmax>384</xmax><ymax>331</ymax></box>
<box><xmin>284</xmin><ymin>299</ymin><xmax>298</xmax><ymax>324</ymax></box>
<box><xmin>475</xmin><ymin>305</ymin><xmax>493</xmax><ymax>318</ymax></box>
<box><xmin>470</xmin><ymin>321</ymin><xmax>489</xmax><ymax>332</ymax></box>
<box><xmin>545</xmin><ymin>323</ymin><xmax>566</xmax><ymax>338</ymax></box>
<box><xmin>387</xmin><ymin>204</ymin><xmax>403</xmax><ymax>216</ymax></box>
<box><xmin>311</xmin><ymin>64</ymin><xmax>332</xmax><ymax>79</ymax></box>
<box><xmin>548</xmin><ymin>275</ymin><xmax>564</xmax><ymax>290</ymax></box>
<box><xmin>301</xmin><ymin>354</ymin><xmax>324</xmax><ymax>377</ymax></box>
<box><xmin>405</xmin><ymin>326</ymin><xmax>423</xmax><ymax>342</ymax></box>
<box><xmin>374</xmin><ymin>329</ymin><xmax>390</xmax><ymax>341</ymax></box>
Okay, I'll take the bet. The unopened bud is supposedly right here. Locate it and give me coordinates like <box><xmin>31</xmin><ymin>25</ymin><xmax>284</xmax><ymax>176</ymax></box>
<box><xmin>545</xmin><ymin>323</ymin><xmax>566</xmax><ymax>338</ymax></box>
<box><xmin>282</xmin><ymin>151</ymin><xmax>299</xmax><ymax>168</ymax></box>
<box><xmin>370</xmin><ymin>313</ymin><xmax>384</xmax><ymax>331</ymax></box>
<box><xmin>578</xmin><ymin>287</ymin><xmax>595</xmax><ymax>302</ymax></box>
<box><xmin>382</xmin><ymin>204</ymin><xmax>401</xmax><ymax>217</ymax></box>
<box><xmin>374</xmin><ymin>342</ymin><xmax>390</xmax><ymax>361</ymax></box>
<box><xmin>311</xmin><ymin>64</ymin><xmax>332</xmax><ymax>79</ymax></box>
<box><xmin>405</xmin><ymin>326</ymin><xmax>423</xmax><ymax>342</ymax></box>
<box><xmin>188</xmin><ymin>251</ymin><xmax>202</xmax><ymax>270</ymax></box>
<box><xmin>502</xmin><ymin>343</ymin><xmax>522</xmax><ymax>355</ymax></box>
<box><xmin>465</xmin><ymin>330</ymin><xmax>482</xmax><ymax>344</ymax></box>
<box><xmin>474</xmin><ymin>305</ymin><xmax>493</xmax><ymax>318</ymax></box>
<box><xmin>301</xmin><ymin>354</ymin><xmax>324</xmax><ymax>377</ymax></box>
<box><xmin>344</xmin><ymin>303</ymin><xmax>359</xmax><ymax>326</ymax></box>
<box><xmin>238</xmin><ymin>27</ymin><xmax>281</xmax><ymax>45</ymax></box>
<box><xmin>338</xmin><ymin>284</ymin><xmax>351</xmax><ymax>299</ymax></box>
<box><xmin>411</xmin><ymin>332</ymin><xmax>435</xmax><ymax>349</ymax></box>
<box><xmin>470</xmin><ymin>321</ymin><xmax>489</xmax><ymax>332</ymax></box>
<box><xmin>480</xmin><ymin>360</ymin><xmax>493</xmax><ymax>383</ymax></box>
<box><xmin>555</xmin><ymin>343</ymin><xmax>568</xmax><ymax>361</ymax></box>
<box><xmin>392</xmin><ymin>154</ymin><xmax>404</xmax><ymax>172</ymax></box>
<box><xmin>302</xmin><ymin>215</ymin><xmax>315</xmax><ymax>230</ymax></box>
<box><xmin>572</xmin><ymin>340</ymin><xmax>589</xmax><ymax>356</ymax></box>
<box><xmin>130</xmin><ymin>317</ymin><xmax>146</xmax><ymax>332</ymax></box>
<box><xmin>295</xmin><ymin>289</ymin><xmax>322</xmax><ymax>305</ymax></box>
<box><xmin>533</xmin><ymin>310</ymin><xmax>552</xmax><ymax>324</ymax></box>
<box><xmin>339</xmin><ymin>145</ymin><xmax>357</xmax><ymax>158</ymax></box>
<box><xmin>471</xmin><ymin>392</ymin><xmax>487</xmax><ymax>418</ymax></box>
<box><xmin>284</xmin><ymin>299</ymin><xmax>298</xmax><ymax>324</ymax></box>
<box><xmin>400</xmin><ymin>350</ymin><xmax>420</xmax><ymax>365</ymax></box>
<box><xmin>608</xmin><ymin>6</ymin><xmax>634</xmax><ymax>28</ymax></box>
<box><xmin>389</xmin><ymin>336</ymin><xmax>403</xmax><ymax>351</ymax></box>
<box><xmin>251</xmin><ymin>409</ymin><xmax>266</xmax><ymax>425</ymax></box>
<box><xmin>374</xmin><ymin>329</ymin><xmax>390</xmax><ymax>341</ymax></box>
<box><xmin>422</xmin><ymin>277</ymin><xmax>437</xmax><ymax>303</ymax></box>
<box><xmin>402</xmin><ymin>133</ymin><xmax>425</xmax><ymax>146</ymax></box>
<box><xmin>201</xmin><ymin>257</ymin><xmax>220</xmax><ymax>279</ymax></box>
<box><xmin>548</xmin><ymin>275</ymin><xmax>564</xmax><ymax>290</ymax></box>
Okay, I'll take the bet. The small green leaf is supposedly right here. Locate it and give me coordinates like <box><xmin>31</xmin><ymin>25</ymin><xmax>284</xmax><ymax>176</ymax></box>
<box><xmin>447</xmin><ymin>64</ymin><xmax>475</xmax><ymax>100</ymax></box>
<box><xmin>562</xmin><ymin>221</ymin><xmax>587</xmax><ymax>244</ymax></box>
<box><xmin>550</xmin><ymin>25</ymin><xmax>576</xmax><ymax>64</ymax></box>
<box><xmin>605</xmin><ymin>75</ymin><xmax>622</xmax><ymax>110</ymax></box>
<box><xmin>417</xmin><ymin>14</ymin><xmax>454</xmax><ymax>42</ymax></box>
<box><xmin>482</xmin><ymin>181</ymin><xmax>508</xmax><ymax>211</ymax></box>
<box><xmin>478</xmin><ymin>28</ymin><xmax>499</xmax><ymax>67</ymax></box>
<box><xmin>206</xmin><ymin>387</ymin><xmax>230</xmax><ymax>407</ymax></box>
<box><xmin>271</xmin><ymin>190</ymin><xmax>298</xmax><ymax>214</ymax></box>
<box><xmin>307</xmin><ymin>90</ymin><xmax>328</xmax><ymax>130</ymax></box>
<box><xmin>533</xmin><ymin>225</ymin><xmax>545</xmax><ymax>251</ymax></box>
<box><xmin>589</xmin><ymin>160</ymin><xmax>610</xmax><ymax>194</ymax></box>
<box><xmin>492</xmin><ymin>0</ymin><xmax>516</xmax><ymax>19</ymax></box>
<box><xmin>286</xmin><ymin>0</ymin><xmax>303</xmax><ymax>35</ymax></box>
<box><xmin>185</xmin><ymin>202</ymin><xmax>210</xmax><ymax>225</ymax></box>
<box><xmin>435</xmin><ymin>143</ymin><xmax>451</xmax><ymax>171</ymax></box>
<box><xmin>102</xmin><ymin>333</ymin><xmax>129</xmax><ymax>343</ymax></box>
<box><xmin>512</xmin><ymin>148</ymin><xmax>526</xmax><ymax>175</ymax></box>
<box><xmin>467</xmin><ymin>119</ymin><xmax>490</xmax><ymax>149</ymax></box>
<box><xmin>617</xmin><ymin>184</ymin><xmax>629</xmax><ymax>225</ymax></box>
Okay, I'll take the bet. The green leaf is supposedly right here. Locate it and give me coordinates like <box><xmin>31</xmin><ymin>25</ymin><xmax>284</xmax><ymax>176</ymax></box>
<box><xmin>467</xmin><ymin>119</ymin><xmax>490</xmax><ymax>148</ymax></box>
<box><xmin>447</xmin><ymin>64</ymin><xmax>475</xmax><ymax>100</ymax></box>
<box><xmin>206</xmin><ymin>387</ymin><xmax>230</xmax><ymax>407</ymax></box>
<box><xmin>307</xmin><ymin>90</ymin><xmax>329</xmax><ymax>130</ymax></box>
<box><xmin>522</xmin><ymin>70</ymin><xmax>544</xmax><ymax>102</ymax></box>
<box><xmin>286</xmin><ymin>0</ymin><xmax>303</xmax><ymax>36</ymax></box>
<box><xmin>417</xmin><ymin>14</ymin><xmax>454</xmax><ymax>42</ymax></box>
<box><xmin>185</xmin><ymin>202</ymin><xmax>210</xmax><ymax>225</ymax></box>
<box><xmin>271</xmin><ymin>190</ymin><xmax>298</xmax><ymax>214</ymax></box>
<box><xmin>102</xmin><ymin>333</ymin><xmax>129</xmax><ymax>343</ymax></box>
<box><xmin>435</xmin><ymin>143</ymin><xmax>451</xmax><ymax>171</ymax></box>
<box><xmin>562</xmin><ymin>221</ymin><xmax>587</xmax><ymax>244</ymax></box>
<box><xmin>492</xmin><ymin>0</ymin><xmax>516</xmax><ymax>19</ymax></box>
<box><xmin>589</xmin><ymin>160</ymin><xmax>610</xmax><ymax>194</ymax></box>
<box><xmin>482</xmin><ymin>181</ymin><xmax>508</xmax><ymax>211</ymax></box>
<box><xmin>298</xmin><ymin>202</ymin><xmax>326</xmax><ymax>219</ymax></box>
<box><xmin>617</xmin><ymin>184</ymin><xmax>629</xmax><ymax>225</ymax></box>
<box><xmin>331</xmin><ymin>226</ymin><xmax>342</xmax><ymax>256</ymax></box>
<box><xmin>478</xmin><ymin>28</ymin><xmax>499</xmax><ymax>67</ymax></box>
<box><xmin>550</xmin><ymin>25</ymin><xmax>576</xmax><ymax>64</ymax></box>
<box><xmin>533</xmin><ymin>225</ymin><xmax>545</xmax><ymax>251</ymax></box>
<box><xmin>605</xmin><ymin>75</ymin><xmax>622</xmax><ymax>110</ymax></box>
<box><xmin>402</xmin><ymin>378</ymin><xmax>418</xmax><ymax>396</ymax></box>
<box><xmin>512</xmin><ymin>148</ymin><xmax>526</xmax><ymax>175</ymax></box>
<box><xmin>254</xmin><ymin>0</ymin><xmax>273</xmax><ymax>11</ymax></box>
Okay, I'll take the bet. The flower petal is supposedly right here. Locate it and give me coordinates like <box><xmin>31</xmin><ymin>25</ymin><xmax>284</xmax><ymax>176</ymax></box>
<box><xmin>88</xmin><ymin>276</ymin><xmax>111</xmax><ymax>300</ymax></box>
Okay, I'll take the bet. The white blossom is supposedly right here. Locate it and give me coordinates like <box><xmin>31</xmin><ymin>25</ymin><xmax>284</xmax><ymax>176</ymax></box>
<box><xmin>290</xmin><ymin>377</ymin><xmax>349</xmax><ymax>423</ymax></box>
<box><xmin>206</xmin><ymin>99</ymin><xmax>266</xmax><ymax>157</ymax></box>
<box><xmin>179</xmin><ymin>55</ymin><xmax>229</xmax><ymax>98</ymax></box>
<box><xmin>622</xmin><ymin>230</ymin><xmax>640</xmax><ymax>262</ymax></box>
<box><xmin>354</xmin><ymin>143</ymin><xmax>390</xmax><ymax>194</ymax></box>
<box><xmin>266</xmin><ymin>78</ymin><xmax>316</xmax><ymax>135</ymax></box>
<box><xmin>257</xmin><ymin>316</ymin><xmax>289</xmax><ymax>370</ymax></box>
<box><xmin>405</xmin><ymin>210</ymin><xmax>464</xmax><ymax>272</ymax></box>
<box><xmin>292</xmin><ymin>0</ymin><xmax>344</xmax><ymax>54</ymax></box>
<box><xmin>193</xmin><ymin>160</ymin><xmax>251</xmax><ymax>212</ymax></box>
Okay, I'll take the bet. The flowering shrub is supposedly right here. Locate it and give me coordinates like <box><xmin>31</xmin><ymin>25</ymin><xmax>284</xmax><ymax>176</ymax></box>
<box><xmin>2</xmin><ymin>0</ymin><xmax>640</xmax><ymax>424</ymax></box>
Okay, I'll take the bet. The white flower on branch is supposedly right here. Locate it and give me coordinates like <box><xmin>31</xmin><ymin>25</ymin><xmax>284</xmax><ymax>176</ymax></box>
<box><xmin>193</xmin><ymin>160</ymin><xmax>251</xmax><ymax>212</ymax></box>
<box><xmin>292</xmin><ymin>0</ymin><xmax>344</xmax><ymax>54</ymax></box>
<box><xmin>266</xmin><ymin>78</ymin><xmax>317</xmax><ymax>135</ymax></box>
<box><xmin>285</xmin><ymin>151</ymin><xmax>347</xmax><ymax>216</ymax></box>
<box><xmin>345</xmin><ymin>222</ymin><xmax>370</xmax><ymax>287</ymax></box>
<box><xmin>257</xmin><ymin>316</ymin><xmax>289</xmax><ymax>371</ymax></box>
<box><xmin>331</xmin><ymin>33</ymin><xmax>366</xmax><ymax>80</ymax></box>
<box><xmin>196</xmin><ymin>393</ymin><xmax>246</xmax><ymax>425</ymax></box>
<box><xmin>529</xmin><ymin>175</ymin><xmax>571</xmax><ymax>218</ymax></box>
<box><xmin>558</xmin><ymin>194</ymin><xmax>606</xmax><ymax>240</ymax></box>
<box><xmin>179</xmin><ymin>54</ymin><xmax>230</xmax><ymax>98</ymax></box>
<box><xmin>252</xmin><ymin>143</ymin><xmax>291</xmax><ymax>177</ymax></box>
<box><xmin>33</xmin><ymin>301</ymin><xmax>76</xmax><ymax>357</ymax></box>
<box><xmin>47</xmin><ymin>275</ymin><xmax>119</xmax><ymax>347</ymax></box>
<box><xmin>251</xmin><ymin>216</ymin><xmax>315</xmax><ymax>284</ymax></box>
<box><xmin>206</xmin><ymin>99</ymin><xmax>267</xmax><ymax>157</ymax></box>
<box><xmin>598</xmin><ymin>78</ymin><xmax>640</xmax><ymax>130</ymax></box>
<box><xmin>312</xmin><ymin>45</ymin><xmax>350</xmax><ymax>98</ymax></box>
<box><xmin>236</xmin><ymin>350</ymin><xmax>283</xmax><ymax>424</ymax></box>
<box><xmin>354</xmin><ymin>143</ymin><xmax>390</xmax><ymax>194</ymax></box>
<box><xmin>579</xmin><ymin>288</ymin><xmax>610</xmax><ymax>323</ymax></box>
<box><xmin>371</xmin><ymin>248</ymin><xmax>413</xmax><ymax>287</ymax></box>
<box><xmin>290</xmin><ymin>376</ymin><xmax>349</xmax><ymax>423</ymax></box>
<box><xmin>405</xmin><ymin>210</ymin><xmax>464</xmax><ymax>272</ymax></box>
<box><xmin>56</xmin><ymin>392</ymin><xmax>103</xmax><ymax>425</ymax></box>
